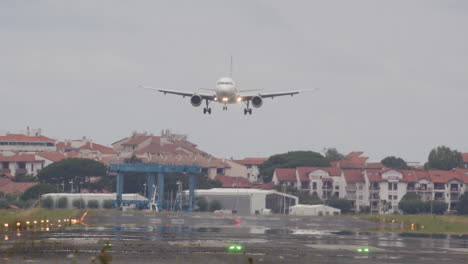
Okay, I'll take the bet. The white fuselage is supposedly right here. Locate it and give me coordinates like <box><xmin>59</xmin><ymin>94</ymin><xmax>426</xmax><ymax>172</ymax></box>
<box><xmin>215</xmin><ymin>77</ymin><xmax>239</xmax><ymax>104</ymax></box>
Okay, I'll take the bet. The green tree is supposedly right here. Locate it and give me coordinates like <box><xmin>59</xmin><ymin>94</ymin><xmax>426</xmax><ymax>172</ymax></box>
<box><xmin>13</xmin><ymin>174</ymin><xmax>37</xmax><ymax>182</ymax></box>
<box><xmin>41</xmin><ymin>197</ymin><xmax>54</xmax><ymax>209</ymax></box>
<box><xmin>401</xmin><ymin>192</ymin><xmax>420</xmax><ymax>201</ymax></box>
<box><xmin>425</xmin><ymin>146</ymin><xmax>464</xmax><ymax>170</ymax></box>
<box><xmin>324</xmin><ymin>148</ymin><xmax>345</xmax><ymax>162</ymax></box>
<box><xmin>325</xmin><ymin>198</ymin><xmax>353</xmax><ymax>214</ymax></box>
<box><xmin>381</xmin><ymin>156</ymin><xmax>409</xmax><ymax>170</ymax></box>
<box><xmin>430</xmin><ymin>201</ymin><xmax>448</xmax><ymax>215</ymax></box>
<box><xmin>196</xmin><ymin>197</ymin><xmax>208</xmax><ymax>211</ymax></box>
<box><xmin>456</xmin><ymin>192</ymin><xmax>468</xmax><ymax>215</ymax></box>
<box><xmin>21</xmin><ymin>184</ymin><xmax>60</xmax><ymax>201</ymax></box>
<box><xmin>398</xmin><ymin>200</ymin><xmax>423</xmax><ymax>214</ymax></box>
<box><xmin>260</xmin><ymin>151</ymin><xmax>330</xmax><ymax>182</ymax></box>
<box><xmin>57</xmin><ymin>197</ymin><xmax>68</xmax><ymax>208</ymax></box>
<box><xmin>380</xmin><ymin>200</ymin><xmax>392</xmax><ymax>213</ymax></box>
<box><xmin>209</xmin><ymin>200</ymin><xmax>222</xmax><ymax>211</ymax></box>
<box><xmin>37</xmin><ymin>158</ymin><xmax>107</xmax><ymax>192</ymax></box>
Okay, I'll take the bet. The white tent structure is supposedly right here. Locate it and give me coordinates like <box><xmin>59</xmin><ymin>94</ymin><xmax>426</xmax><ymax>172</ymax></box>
<box><xmin>187</xmin><ymin>188</ymin><xmax>299</xmax><ymax>214</ymax></box>
<box><xmin>41</xmin><ymin>193</ymin><xmax>147</xmax><ymax>209</ymax></box>
<box><xmin>289</xmin><ymin>204</ymin><xmax>341</xmax><ymax>216</ymax></box>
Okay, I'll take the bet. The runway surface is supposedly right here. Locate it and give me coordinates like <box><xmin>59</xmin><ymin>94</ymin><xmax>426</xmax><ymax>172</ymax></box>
<box><xmin>1</xmin><ymin>211</ymin><xmax>468</xmax><ymax>263</ymax></box>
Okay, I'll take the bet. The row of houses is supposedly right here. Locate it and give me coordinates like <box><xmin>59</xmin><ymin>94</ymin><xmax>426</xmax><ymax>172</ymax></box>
<box><xmin>0</xmin><ymin>128</ymin><xmax>266</xmax><ymax>184</ymax></box>
<box><xmin>272</xmin><ymin>166</ymin><xmax>468</xmax><ymax>213</ymax></box>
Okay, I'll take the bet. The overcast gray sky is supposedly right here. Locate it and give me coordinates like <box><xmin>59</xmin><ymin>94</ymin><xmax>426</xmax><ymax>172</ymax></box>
<box><xmin>1</xmin><ymin>0</ymin><xmax>467</xmax><ymax>163</ymax></box>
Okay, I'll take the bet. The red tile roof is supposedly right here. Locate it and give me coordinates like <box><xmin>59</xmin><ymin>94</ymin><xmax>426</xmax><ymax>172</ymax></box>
<box><xmin>233</xmin><ymin>158</ymin><xmax>268</xmax><ymax>165</ymax></box>
<box><xmin>122</xmin><ymin>135</ymin><xmax>153</xmax><ymax>146</ymax></box>
<box><xmin>0</xmin><ymin>134</ymin><xmax>55</xmax><ymax>143</ymax></box>
<box><xmin>345</xmin><ymin>152</ymin><xmax>368</xmax><ymax>164</ymax></box>
<box><xmin>366</xmin><ymin>163</ymin><xmax>384</xmax><ymax>169</ymax></box>
<box><xmin>258</xmin><ymin>181</ymin><xmax>274</xmax><ymax>190</ymax></box>
<box><xmin>343</xmin><ymin>170</ymin><xmax>364</xmax><ymax>182</ymax></box>
<box><xmin>366</xmin><ymin>169</ymin><xmax>384</xmax><ymax>182</ymax></box>
<box><xmin>428</xmin><ymin>170</ymin><xmax>462</xmax><ymax>183</ymax></box>
<box><xmin>274</xmin><ymin>168</ymin><xmax>297</xmax><ymax>182</ymax></box>
<box><xmin>453</xmin><ymin>169</ymin><xmax>468</xmax><ymax>183</ymax></box>
<box><xmin>36</xmin><ymin>152</ymin><xmax>68</xmax><ymax>162</ymax></box>
<box><xmin>331</xmin><ymin>160</ymin><xmax>366</xmax><ymax>169</ymax></box>
<box><xmin>56</xmin><ymin>141</ymin><xmax>71</xmax><ymax>149</ymax></box>
<box><xmin>214</xmin><ymin>176</ymin><xmax>252</xmax><ymax>188</ymax></box>
<box><xmin>0</xmin><ymin>153</ymin><xmax>39</xmax><ymax>162</ymax></box>
<box><xmin>463</xmin><ymin>153</ymin><xmax>468</xmax><ymax>163</ymax></box>
<box><xmin>79</xmin><ymin>142</ymin><xmax>117</xmax><ymax>155</ymax></box>
<box><xmin>414</xmin><ymin>171</ymin><xmax>431</xmax><ymax>181</ymax></box>
<box><xmin>296</xmin><ymin>167</ymin><xmax>342</xmax><ymax>182</ymax></box>
<box><xmin>0</xmin><ymin>178</ymin><xmax>39</xmax><ymax>194</ymax></box>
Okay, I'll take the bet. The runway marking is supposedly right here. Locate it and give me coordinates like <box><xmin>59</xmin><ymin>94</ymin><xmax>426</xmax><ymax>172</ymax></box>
<box><xmin>149</xmin><ymin>218</ymin><xmax>162</xmax><ymax>224</ymax></box>
<box><xmin>171</xmin><ymin>219</ymin><xmax>185</xmax><ymax>225</ymax></box>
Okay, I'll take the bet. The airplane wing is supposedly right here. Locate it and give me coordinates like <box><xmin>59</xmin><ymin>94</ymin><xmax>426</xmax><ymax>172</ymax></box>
<box><xmin>241</xmin><ymin>89</ymin><xmax>318</xmax><ymax>100</ymax></box>
<box><xmin>143</xmin><ymin>86</ymin><xmax>215</xmax><ymax>100</ymax></box>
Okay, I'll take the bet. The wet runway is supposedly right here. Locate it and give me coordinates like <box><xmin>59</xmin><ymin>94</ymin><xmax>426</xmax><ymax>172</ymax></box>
<box><xmin>1</xmin><ymin>211</ymin><xmax>468</xmax><ymax>263</ymax></box>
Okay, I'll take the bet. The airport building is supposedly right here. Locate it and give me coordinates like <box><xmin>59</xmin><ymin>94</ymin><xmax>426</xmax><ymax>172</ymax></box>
<box><xmin>190</xmin><ymin>188</ymin><xmax>298</xmax><ymax>214</ymax></box>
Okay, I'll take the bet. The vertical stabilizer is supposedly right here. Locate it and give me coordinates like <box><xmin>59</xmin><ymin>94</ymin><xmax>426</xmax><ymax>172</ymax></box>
<box><xmin>230</xmin><ymin>55</ymin><xmax>233</xmax><ymax>78</ymax></box>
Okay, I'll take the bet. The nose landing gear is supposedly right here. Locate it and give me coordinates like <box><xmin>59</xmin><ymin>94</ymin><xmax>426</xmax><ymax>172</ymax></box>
<box><xmin>223</xmin><ymin>105</ymin><xmax>228</xmax><ymax>111</ymax></box>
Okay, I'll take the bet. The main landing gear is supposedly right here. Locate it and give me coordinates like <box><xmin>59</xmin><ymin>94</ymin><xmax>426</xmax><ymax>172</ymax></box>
<box><xmin>223</xmin><ymin>105</ymin><xmax>228</xmax><ymax>111</ymax></box>
<box><xmin>203</xmin><ymin>99</ymin><xmax>212</xmax><ymax>114</ymax></box>
<box><xmin>244</xmin><ymin>101</ymin><xmax>252</xmax><ymax>115</ymax></box>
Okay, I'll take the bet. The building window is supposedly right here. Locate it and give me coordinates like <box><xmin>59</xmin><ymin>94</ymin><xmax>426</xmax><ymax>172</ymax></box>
<box><xmin>312</xmin><ymin>182</ymin><xmax>317</xmax><ymax>190</ymax></box>
<box><xmin>393</xmin><ymin>195</ymin><xmax>397</xmax><ymax>200</ymax></box>
<box><xmin>358</xmin><ymin>195</ymin><xmax>363</xmax><ymax>200</ymax></box>
<box><xmin>388</xmin><ymin>182</ymin><xmax>397</xmax><ymax>190</ymax></box>
<box><xmin>358</xmin><ymin>185</ymin><xmax>363</xmax><ymax>190</ymax></box>
<box><xmin>388</xmin><ymin>195</ymin><xmax>392</xmax><ymax>200</ymax></box>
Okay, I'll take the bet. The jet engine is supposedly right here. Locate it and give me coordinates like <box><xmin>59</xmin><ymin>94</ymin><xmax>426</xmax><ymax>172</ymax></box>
<box><xmin>251</xmin><ymin>96</ymin><xmax>263</xmax><ymax>108</ymax></box>
<box><xmin>190</xmin><ymin>94</ymin><xmax>202</xmax><ymax>107</ymax></box>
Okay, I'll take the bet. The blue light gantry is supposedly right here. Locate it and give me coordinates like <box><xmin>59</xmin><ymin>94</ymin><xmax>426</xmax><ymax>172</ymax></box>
<box><xmin>109</xmin><ymin>163</ymin><xmax>200</xmax><ymax>211</ymax></box>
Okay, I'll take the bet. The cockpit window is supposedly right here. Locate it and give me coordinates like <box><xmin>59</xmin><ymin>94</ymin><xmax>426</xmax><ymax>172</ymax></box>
<box><xmin>217</xmin><ymin>82</ymin><xmax>233</xmax><ymax>85</ymax></box>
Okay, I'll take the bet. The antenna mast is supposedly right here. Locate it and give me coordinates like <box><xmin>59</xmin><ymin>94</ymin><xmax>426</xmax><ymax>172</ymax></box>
<box><xmin>230</xmin><ymin>55</ymin><xmax>233</xmax><ymax>78</ymax></box>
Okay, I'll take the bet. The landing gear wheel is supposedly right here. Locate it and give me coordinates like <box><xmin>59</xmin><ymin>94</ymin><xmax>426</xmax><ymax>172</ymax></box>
<box><xmin>244</xmin><ymin>108</ymin><xmax>247</xmax><ymax>115</ymax></box>
<box><xmin>249</xmin><ymin>109</ymin><xmax>252</xmax><ymax>115</ymax></box>
<box><xmin>208</xmin><ymin>108</ymin><xmax>212</xmax><ymax>114</ymax></box>
<box><xmin>203</xmin><ymin>108</ymin><xmax>207</xmax><ymax>114</ymax></box>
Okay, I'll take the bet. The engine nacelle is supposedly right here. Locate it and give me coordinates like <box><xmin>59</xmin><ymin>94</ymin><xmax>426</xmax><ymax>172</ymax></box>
<box><xmin>251</xmin><ymin>96</ymin><xmax>263</xmax><ymax>108</ymax></box>
<box><xmin>190</xmin><ymin>94</ymin><xmax>202</xmax><ymax>107</ymax></box>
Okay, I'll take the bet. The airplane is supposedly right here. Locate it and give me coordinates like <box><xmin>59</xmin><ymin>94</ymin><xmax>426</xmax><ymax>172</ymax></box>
<box><xmin>145</xmin><ymin>59</ymin><xmax>316</xmax><ymax>115</ymax></box>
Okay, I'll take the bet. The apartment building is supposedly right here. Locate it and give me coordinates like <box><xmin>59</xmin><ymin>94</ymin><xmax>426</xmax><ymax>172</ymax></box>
<box><xmin>272</xmin><ymin>166</ymin><xmax>468</xmax><ymax>214</ymax></box>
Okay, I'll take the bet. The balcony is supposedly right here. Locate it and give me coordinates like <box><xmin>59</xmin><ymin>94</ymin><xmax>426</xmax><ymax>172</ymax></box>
<box><xmin>369</xmin><ymin>187</ymin><xmax>380</xmax><ymax>192</ymax></box>
<box><xmin>450</xmin><ymin>195</ymin><xmax>459</xmax><ymax>201</ymax></box>
<box><xmin>345</xmin><ymin>186</ymin><xmax>357</xmax><ymax>192</ymax></box>
<box><xmin>417</xmin><ymin>187</ymin><xmax>432</xmax><ymax>192</ymax></box>
<box><xmin>434</xmin><ymin>187</ymin><xmax>445</xmax><ymax>191</ymax></box>
<box><xmin>450</xmin><ymin>188</ymin><xmax>460</xmax><ymax>192</ymax></box>
<box><xmin>0</xmin><ymin>168</ymin><xmax>11</xmax><ymax>174</ymax></box>
<box><xmin>323</xmin><ymin>186</ymin><xmax>333</xmax><ymax>190</ymax></box>
<box><xmin>15</xmin><ymin>168</ymin><xmax>28</xmax><ymax>175</ymax></box>
<box><xmin>434</xmin><ymin>197</ymin><xmax>445</xmax><ymax>201</ymax></box>
<box><xmin>407</xmin><ymin>186</ymin><xmax>416</xmax><ymax>191</ymax></box>
<box><xmin>369</xmin><ymin>196</ymin><xmax>380</xmax><ymax>200</ymax></box>
<box><xmin>346</xmin><ymin>194</ymin><xmax>357</xmax><ymax>200</ymax></box>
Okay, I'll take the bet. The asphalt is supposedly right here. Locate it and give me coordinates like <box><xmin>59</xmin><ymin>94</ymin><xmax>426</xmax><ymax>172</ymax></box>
<box><xmin>1</xmin><ymin>211</ymin><xmax>468</xmax><ymax>263</ymax></box>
